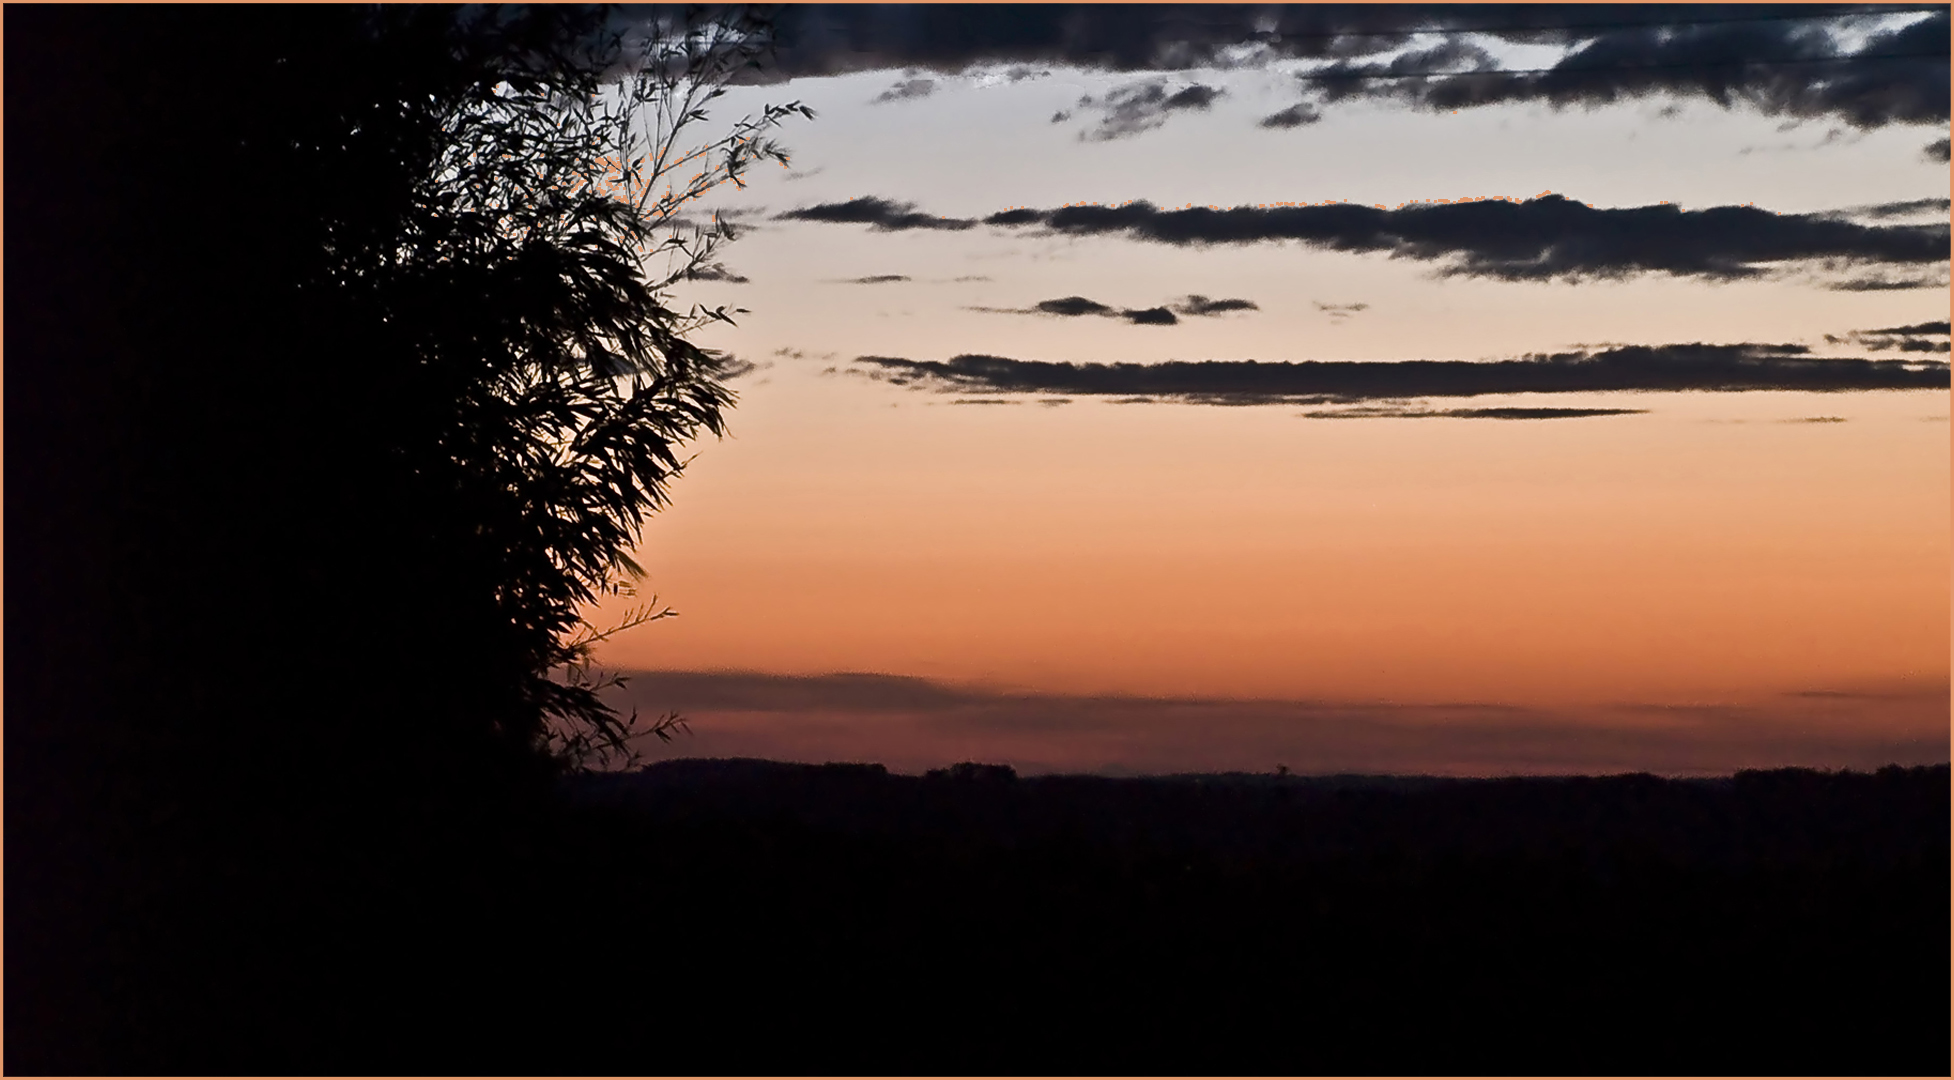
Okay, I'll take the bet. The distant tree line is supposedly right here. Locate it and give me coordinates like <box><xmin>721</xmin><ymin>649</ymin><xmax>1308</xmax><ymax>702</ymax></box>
<box><xmin>546</xmin><ymin>760</ymin><xmax>1950</xmax><ymax>1075</ymax></box>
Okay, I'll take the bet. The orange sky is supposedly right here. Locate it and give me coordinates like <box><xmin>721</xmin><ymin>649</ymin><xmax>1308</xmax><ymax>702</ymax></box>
<box><xmin>594</xmin><ymin>383</ymin><xmax>1947</xmax><ymax>710</ymax></box>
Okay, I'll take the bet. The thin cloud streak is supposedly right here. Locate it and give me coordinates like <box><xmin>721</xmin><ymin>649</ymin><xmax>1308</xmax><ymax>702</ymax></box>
<box><xmin>780</xmin><ymin>194</ymin><xmax>1948</xmax><ymax>283</ymax></box>
<box><xmin>1824</xmin><ymin>319</ymin><xmax>1952</xmax><ymax>352</ymax></box>
<box><xmin>982</xmin><ymin>195</ymin><xmax>1950</xmax><ymax>282</ymax></box>
<box><xmin>1858</xmin><ymin>319</ymin><xmax>1950</xmax><ymax>334</ymax></box>
<box><xmin>1299</xmin><ymin>405</ymin><xmax>1650</xmax><ymax>419</ymax></box>
<box><xmin>1824</xmin><ymin>196</ymin><xmax>1951</xmax><ymax>220</ymax></box>
<box><xmin>1176</xmin><ymin>294</ymin><xmax>1260</xmax><ymax>315</ymax></box>
<box><xmin>777</xmin><ymin>196</ymin><xmax>977</xmax><ymax>231</ymax></box>
<box><xmin>1822</xmin><ymin>271</ymin><xmax>1950</xmax><ymax>291</ymax></box>
<box><xmin>851</xmin><ymin>344</ymin><xmax>1949</xmax><ymax>405</ymax></box>
<box><xmin>971</xmin><ymin>293</ymin><xmax>1259</xmax><ymax>325</ymax></box>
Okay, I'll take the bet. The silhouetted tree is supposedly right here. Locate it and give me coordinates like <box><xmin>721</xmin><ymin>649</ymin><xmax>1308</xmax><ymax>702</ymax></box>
<box><xmin>8</xmin><ymin>5</ymin><xmax>808</xmax><ymax>1069</ymax></box>
<box><xmin>313</xmin><ymin>6</ymin><xmax>814</xmax><ymax>773</ymax></box>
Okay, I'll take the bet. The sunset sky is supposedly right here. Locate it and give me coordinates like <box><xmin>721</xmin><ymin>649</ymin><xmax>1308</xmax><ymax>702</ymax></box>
<box><xmin>589</xmin><ymin>3</ymin><xmax>1950</xmax><ymax>776</ymax></box>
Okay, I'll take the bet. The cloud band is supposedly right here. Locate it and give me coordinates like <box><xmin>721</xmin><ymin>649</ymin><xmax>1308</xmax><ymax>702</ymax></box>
<box><xmin>853</xmin><ymin>344</ymin><xmax>1950</xmax><ymax>403</ymax></box>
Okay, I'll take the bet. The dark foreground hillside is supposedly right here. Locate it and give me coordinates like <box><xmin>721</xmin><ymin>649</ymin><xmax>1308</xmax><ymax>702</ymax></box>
<box><xmin>542</xmin><ymin>762</ymin><xmax>1946</xmax><ymax>1074</ymax></box>
<box><xmin>13</xmin><ymin>761</ymin><xmax>1948</xmax><ymax>1075</ymax></box>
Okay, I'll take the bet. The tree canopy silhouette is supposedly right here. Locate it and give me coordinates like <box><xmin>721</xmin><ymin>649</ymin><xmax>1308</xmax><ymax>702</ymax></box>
<box><xmin>8</xmin><ymin>6</ymin><xmax>808</xmax><ymax>1068</ymax></box>
<box><xmin>311</xmin><ymin>5</ymin><xmax>813</xmax><ymax>772</ymax></box>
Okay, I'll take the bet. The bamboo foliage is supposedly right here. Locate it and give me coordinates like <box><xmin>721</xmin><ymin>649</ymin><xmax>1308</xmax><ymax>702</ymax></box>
<box><xmin>325</xmin><ymin>7</ymin><xmax>811</xmax><ymax>772</ymax></box>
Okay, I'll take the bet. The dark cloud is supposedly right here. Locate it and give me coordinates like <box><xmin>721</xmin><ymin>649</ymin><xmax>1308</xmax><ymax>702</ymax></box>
<box><xmin>1259</xmin><ymin>102</ymin><xmax>1323</xmax><ymax>128</ymax></box>
<box><xmin>1833</xmin><ymin>196</ymin><xmax>1952</xmax><ymax>219</ymax></box>
<box><xmin>771</xmin><ymin>346</ymin><xmax>839</xmax><ymax>363</ymax></box>
<box><xmin>1926</xmin><ymin>136</ymin><xmax>1952</xmax><ymax>161</ymax></box>
<box><xmin>1858</xmin><ymin>320</ymin><xmax>1950</xmax><ymax>334</ymax></box>
<box><xmin>842</xmin><ymin>273</ymin><xmax>913</xmax><ymax>284</ymax></box>
<box><xmin>987</xmin><ymin>293</ymin><xmax>1256</xmax><ymax>325</ymax></box>
<box><xmin>1824</xmin><ymin>271</ymin><xmax>1950</xmax><ymax>290</ymax></box>
<box><xmin>776</xmin><ymin>196</ymin><xmax>977</xmax><ymax>231</ymax></box>
<box><xmin>984</xmin><ymin>207</ymin><xmax>1047</xmax><ymax>226</ymax></box>
<box><xmin>739</xmin><ymin>6</ymin><xmax>1901</xmax><ymax>75</ymax></box>
<box><xmin>1825</xmin><ymin>320</ymin><xmax>1952</xmax><ymax>352</ymax></box>
<box><xmin>725</xmin><ymin>5</ymin><xmax>1946</xmax><ymax>130</ymax></box>
<box><xmin>958</xmin><ymin>194</ymin><xmax>1948</xmax><ymax>283</ymax></box>
<box><xmin>784</xmin><ymin>193</ymin><xmax>1947</xmax><ymax>284</ymax></box>
<box><xmin>871</xmin><ymin>75</ymin><xmax>937</xmax><ymax>103</ymax></box>
<box><xmin>1448</xmin><ymin>406</ymin><xmax>1645</xmax><ymax>419</ymax></box>
<box><xmin>1035</xmin><ymin>295</ymin><xmax>1116</xmax><ymax>317</ymax></box>
<box><xmin>1021</xmin><ymin>296</ymin><xmax>1174</xmax><ymax>324</ymax></box>
<box><xmin>1174</xmin><ymin>294</ymin><xmax>1260</xmax><ymax>315</ymax></box>
<box><xmin>1288</xmin><ymin>8</ymin><xmax>1950</xmax><ymax>129</ymax></box>
<box><xmin>1301</xmin><ymin>405</ymin><xmax>1649</xmax><ymax>419</ymax></box>
<box><xmin>1165</xmin><ymin>84</ymin><xmax>1223</xmax><ymax>108</ymax></box>
<box><xmin>737</xmin><ymin>4</ymin><xmax>1414</xmax><ymax>81</ymax></box>
<box><xmin>685</xmin><ymin>264</ymin><xmax>750</xmax><ymax>283</ymax></box>
<box><xmin>851</xmin><ymin>343</ymin><xmax>1950</xmax><ymax>404</ymax></box>
<box><xmin>1315</xmin><ymin>301</ymin><xmax>1370</xmax><ymax>319</ymax></box>
<box><xmin>1076</xmin><ymin>78</ymin><xmax>1226</xmax><ymax>140</ymax></box>
<box><xmin>605</xmin><ymin>669</ymin><xmax>1950</xmax><ymax>777</ymax></box>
